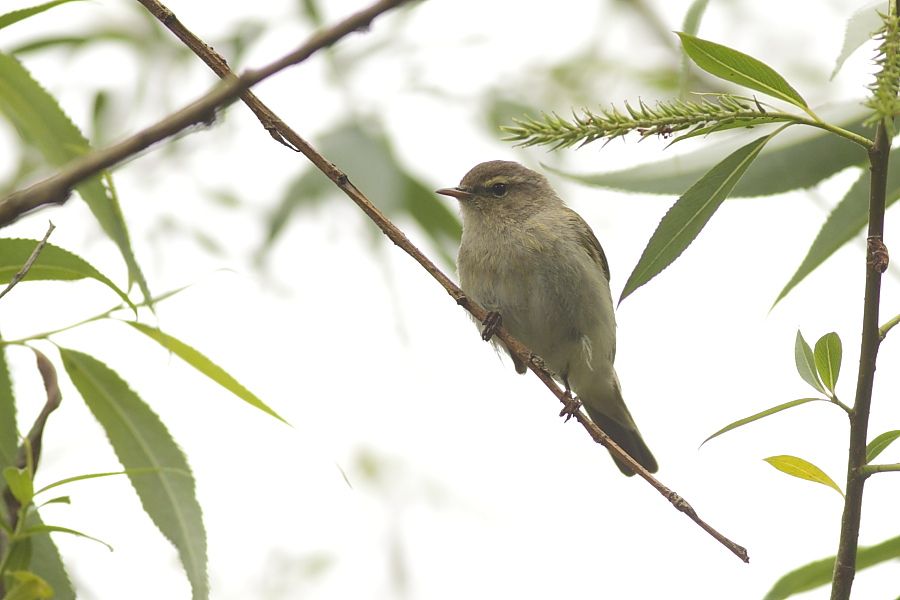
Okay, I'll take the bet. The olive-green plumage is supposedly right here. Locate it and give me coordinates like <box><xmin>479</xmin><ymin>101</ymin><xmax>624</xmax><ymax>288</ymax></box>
<box><xmin>437</xmin><ymin>160</ymin><xmax>657</xmax><ymax>476</ymax></box>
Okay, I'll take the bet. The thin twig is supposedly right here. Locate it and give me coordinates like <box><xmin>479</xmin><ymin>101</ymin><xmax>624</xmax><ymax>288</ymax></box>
<box><xmin>137</xmin><ymin>0</ymin><xmax>749</xmax><ymax>563</ymax></box>
<box><xmin>0</xmin><ymin>0</ymin><xmax>410</xmax><ymax>228</ymax></box>
<box><xmin>0</xmin><ymin>221</ymin><xmax>55</xmax><ymax>301</ymax></box>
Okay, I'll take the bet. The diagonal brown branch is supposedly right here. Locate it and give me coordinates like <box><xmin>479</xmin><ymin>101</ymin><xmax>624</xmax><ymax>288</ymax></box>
<box><xmin>0</xmin><ymin>0</ymin><xmax>411</xmax><ymax>227</ymax></box>
<box><xmin>136</xmin><ymin>0</ymin><xmax>749</xmax><ymax>563</ymax></box>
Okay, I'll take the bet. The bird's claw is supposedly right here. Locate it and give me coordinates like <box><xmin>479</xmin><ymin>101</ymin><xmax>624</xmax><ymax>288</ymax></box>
<box><xmin>481</xmin><ymin>311</ymin><xmax>502</xmax><ymax>341</ymax></box>
<box><xmin>559</xmin><ymin>390</ymin><xmax>582</xmax><ymax>422</ymax></box>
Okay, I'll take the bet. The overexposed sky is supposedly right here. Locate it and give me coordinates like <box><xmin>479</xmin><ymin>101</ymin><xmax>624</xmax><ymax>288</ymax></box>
<box><xmin>2</xmin><ymin>1</ymin><xmax>899</xmax><ymax>599</ymax></box>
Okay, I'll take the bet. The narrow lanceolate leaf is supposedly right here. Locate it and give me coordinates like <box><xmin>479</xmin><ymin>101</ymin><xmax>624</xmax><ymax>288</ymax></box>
<box><xmin>775</xmin><ymin>150</ymin><xmax>900</xmax><ymax>305</ymax></box>
<box><xmin>0</xmin><ymin>0</ymin><xmax>83</xmax><ymax>30</ymax></box>
<box><xmin>866</xmin><ymin>430</ymin><xmax>900</xmax><ymax>463</ymax></box>
<box><xmin>0</xmin><ymin>52</ymin><xmax>150</xmax><ymax>304</ymax></box>
<box><xmin>0</xmin><ymin>238</ymin><xmax>134</xmax><ymax>310</ymax></box>
<box><xmin>0</xmin><ymin>335</ymin><xmax>16</xmax><ymax>474</ymax></box>
<box><xmin>676</xmin><ymin>32</ymin><xmax>810</xmax><ymax>113</ymax></box>
<box><xmin>620</xmin><ymin>133</ymin><xmax>775</xmax><ymax>302</ymax></box>
<box><xmin>59</xmin><ymin>348</ymin><xmax>208</xmax><ymax>600</ymax></box>
<box><xmin>700</xmin><ymin>398</ymin><xmax>825</xmax><ymax>446</ymax></box>
<box><xmin>794</xmin><ymin>331</ymin><xmax>826</xmax><ymax>394</ymax></box>
<box><xmin>21</xmin><ymin>524</ymin><xmax>113</xmax><ymax>552</ymax></box>
<box><xmin>763</xmin><ymin>455</ymin><xmax>843</xmax><ymax>497</ymax></box>
<box><xmin>813</xmin><ymin>332</ymin><xmax>842</xmax><ymax>393</ymax></box>
<box><xmin>763</xmin><ymin>534</ymin><xmax>900</xmax><ymax>600</ymax></box>
<box><xmin>125</xmin><ymin>322</ymin><xmax>288</xmax><ymax>425</ymax></box>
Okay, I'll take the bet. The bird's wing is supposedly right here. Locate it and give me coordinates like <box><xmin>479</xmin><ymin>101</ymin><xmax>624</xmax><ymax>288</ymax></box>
<box><xmin>561</xmin><ymin>207</ymin><xmax>611</xmax><ymax>281</ymax></box>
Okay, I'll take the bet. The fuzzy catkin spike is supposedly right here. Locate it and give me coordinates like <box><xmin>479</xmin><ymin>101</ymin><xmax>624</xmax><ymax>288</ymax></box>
<box><xmin>864</xmin><ymin>12</ymin><xmax>900</xmax><ymax>134</ymax></box>
<box><xmin>501</xmin><ymin>94</ymin><xmax>789</xmax><ymax>149</ymax></box>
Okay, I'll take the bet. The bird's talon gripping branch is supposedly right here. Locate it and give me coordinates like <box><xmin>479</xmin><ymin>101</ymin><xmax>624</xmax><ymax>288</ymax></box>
<box><xmin>559</xmin><ymin>389</ymin><xmax>582</xmax><ymax>422</ymax></box>
<box><xmin>481</xmin><ymin>311</ymin><xmax>502</xmax><ymax>341</ymax></box>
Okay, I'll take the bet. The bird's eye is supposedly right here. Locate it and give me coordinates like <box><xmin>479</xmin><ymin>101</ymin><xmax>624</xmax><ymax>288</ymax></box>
<box><xmin>489</xmin><ymin>182</ymin><xmax>508</xmax><ymax>197</ymax></box>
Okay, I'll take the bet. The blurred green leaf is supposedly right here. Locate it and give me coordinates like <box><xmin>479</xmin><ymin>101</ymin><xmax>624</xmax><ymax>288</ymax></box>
<box><xmin>775</xmin><ymin>149</ymin><xmax>900</xmax><ymax>305</ymax></box>
<box><xmin>3</xmin><ymin>466</ymin><xmax>34</xmax><ymax>506</ymax></box>
<box><xmin>813</xmin><ymin>332</ymin><xmax>842</xmax><ymax>393</ymax></box>
<box><xmin>795</xmin><ymin>331</ymin><xmax>826</xmax><ymax>394</ymax></box>
<box><xmin>620</xmin><ymin>133</ymin><xmax>774</xmax><ymax>302</ymax></box>
<box><xmin>866</xmin><ymin>429</ymin><xmax>900</xmax><ymax>463</ymax></box>
<box><xmin>0</xmin><ymin>52</ymin><xmax>150</xmax><ymax>304</ymax></box>
<box><xmin>0</xmin><ymin>238</ymin><xmax>134</xmax><ymax>311</ymax></box>
<box><xmin>763</xmin><ymin>455</ymin><xmax>843</xmax><ymax>497</ymax></box>
<box><xmin>24</xmin><ymin>513</ymin><xmax>75</xmax><ymax>600</ymax></box>
<box><xmin>10</xmin><ymin>30</ymin><xmax>137</xmax><ymax>55</ymax></box>
<box><xmin>2</xmin><ymin>570</ymin><xmax>52</xmax><ymax>600</ymax></box>
<box><xmin>682</xmin><ymin>0</ymin><xmax>710</xmax><ymax>36</ymax></box>
<box><xmin>0</xmin><ymin>0</ymin><xmax>83</xmax><ymax>31</ymax></box>
<box><xmin>125</xmin><ymin>321</ymin><xmax>288</xmax><ymax>425</ymax></box>
<box><xmin>764</xmin><ymin>534</ymin><xmax>900</xmax><ymax>600</ymax></box>
<box><xmin>0</xmin><ymin>336</ymin><xmax>15</xmax><ymax>475</ymax></box>
<box><xmin>547</xmin><ymin>109</ymin><xmax>868</xmax><ymax>197</ymax></box>
<box><xmin>299</xmin><ymin>0</ymin><xmax>324</xmax><ymax>26</ymax></box>
<box><xmin>676</xmin><ymin>32</ymin><xmax>809</xmax><ymax>112</ymax></box>
<box><xmin>59</xmin><ymin>348</ymin><xmax>208</xmax><ymax>600</ymax></box>
<box><xmin>832</xmin><ymin>1</ymin><xmax>884</xmax><ymax>79</ymax></box>
<box><xmin>260</xmin><ymin>121</ymin><xmax>461</xmax><ymax>267</ymax></box>
<box><xmin>701</xmin><ymin>398</ymin><xmax>825</xmax><ymax>446</ymax></box>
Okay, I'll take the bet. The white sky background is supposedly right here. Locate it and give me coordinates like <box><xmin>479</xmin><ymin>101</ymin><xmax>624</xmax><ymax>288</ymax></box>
<box><xmin>2</xmin><ymin>0</ymin><xmax>900</xmax><ymax>598</ymax></box>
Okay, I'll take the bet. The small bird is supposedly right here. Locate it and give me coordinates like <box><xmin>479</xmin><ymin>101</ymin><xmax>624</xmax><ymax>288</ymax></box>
<box><xmin>436</xmin><ymin>160</ymin><xmax>657</xmax><ymax>476</ymax></box>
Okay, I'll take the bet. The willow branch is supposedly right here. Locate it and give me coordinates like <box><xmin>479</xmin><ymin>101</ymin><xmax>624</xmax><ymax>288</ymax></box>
<box><xmin>0</xmin><ymin>0</ymin><xmax>410</xmax><ymax>228</ymax></box>
<box><xmin>862</xmin><ymin>462</ymin><xmax>900</xmax><ymax>476</ymax></box>
<box><xmin>135</xmin><ymin>0</ymin><xmax>749</xmax><ymax>563</ymax></box>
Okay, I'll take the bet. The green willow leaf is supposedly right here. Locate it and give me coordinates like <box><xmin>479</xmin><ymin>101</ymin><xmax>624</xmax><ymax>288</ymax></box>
<box><xmin>813</xmin><ymin>332</ymin><xmax>842</xmax><ymax>393</ymax></box>
<box><xmin>700</xmin><ymin>398</ymin><xmax>825</xmax><ymax>446</ymax></box>
<box><xmin>0</xmin><ymin>238</ymin><xmax>134</xmax><ymax>311</ymax></box>
<box><xmin>125</xmin><ymin>322</ymin><xmax>288</xmax><ymax>425</ymax></box>
<box><xmin>36</xmin><ymin>467</ymin><xmax>177</xmax><ymax>495</ymax></box>
<box><xmin>763</xmin><ymin>455</ymin><xmax>844</xmax><ymax>497</ymax></box>
<box><xmin>866</xmin><ymin>429</ymin><xmax>900</xmax><ymax>463</ymax></box>
<box><xmin>763</xmin><ymin>534</ymin><xmax>900</xmax><ymax>600</ymax></box>
<box><xmin>0</xmin><ymin>0</ymin><xmax>83</xmax><ymax>30</ymax></box>
<box><xmin>0</xmin><ymin>335</ymin><xmax>16</xmax><ymax>474</ymax></box>
<box><xmin>676</xmin><ymin>32</ymin><xmax>809</xmax><ymax>112</ymax></box>
<box><xmin>775</xmin><ymin>150</ymin><xmax>900</xmax><ymax>305</ymax></box>
<box><xmin>620</xmin><ymin>133</ymin><xmax>775</xmax><ymax>302</ymax></box>
<box><xmin>3</xmin><ymin>465</ymin><xmax>34</xmax><ymax>506</ymax></box>
<box><xmin>0</xmin><ymin>52</ymin><xmax>150</xmax><ymax>304</ymax></box>
<box><xmin>59</xmin><ymin>348</ymin><xmax>208</xmax><ymax>600</ymax></box>
<box><xmin>795</xmin><ymin>331</ymin><xmax>826</xmax><ymax>394</ymax></box>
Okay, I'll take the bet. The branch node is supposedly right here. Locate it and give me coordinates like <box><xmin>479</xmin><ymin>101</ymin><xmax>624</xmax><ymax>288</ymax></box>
<box><xmin>867</xmin><ymin>235</ymin><xmax>889</xmax><ymax>273</ymax></box>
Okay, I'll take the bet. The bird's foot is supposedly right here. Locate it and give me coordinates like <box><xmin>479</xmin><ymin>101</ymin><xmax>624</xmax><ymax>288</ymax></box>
<box><xmin>558</xmin><ymin>389</ymin><xmax>582</xmax><ymax>422</ymax></box>
<box><xmin>481</xmin><ymin>311</ymin><xmax>502</xmax><ymax>341</ymax></box>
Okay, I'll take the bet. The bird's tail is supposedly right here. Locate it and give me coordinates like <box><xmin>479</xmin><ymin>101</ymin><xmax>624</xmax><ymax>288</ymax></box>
<box><xmin>583</xmin><ymin>405</ymin><xmax>658</xmax><ymax>477</ymax></box>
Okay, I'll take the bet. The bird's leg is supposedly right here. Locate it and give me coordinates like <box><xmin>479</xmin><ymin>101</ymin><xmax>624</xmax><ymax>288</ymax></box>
<box><xmin>481</xmin><ymin>311</ymin><xmax>502</xmax><ymax>341</ymax></box>
<box><xmin>558</xmin><ymin>377</ymin><xmax>582</xmax><ymax>422</ymax></box>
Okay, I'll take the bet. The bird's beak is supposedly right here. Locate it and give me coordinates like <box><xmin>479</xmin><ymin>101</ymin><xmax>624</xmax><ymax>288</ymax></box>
<box><xmin>435</xmin><ymin>186</ymin><xmax>474</xmax><ymax>200</ymax></box>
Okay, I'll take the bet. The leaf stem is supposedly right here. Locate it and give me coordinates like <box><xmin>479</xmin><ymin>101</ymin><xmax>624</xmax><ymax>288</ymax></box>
<box><xmin>861</xmin><ymin>462</ymin><xmax>900</xmax><ymax>476</ymax></box>
<box><xmin>879</xmin><ymin>313</ymin><xmax>900</xmax><ymax>340</ymax></box>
